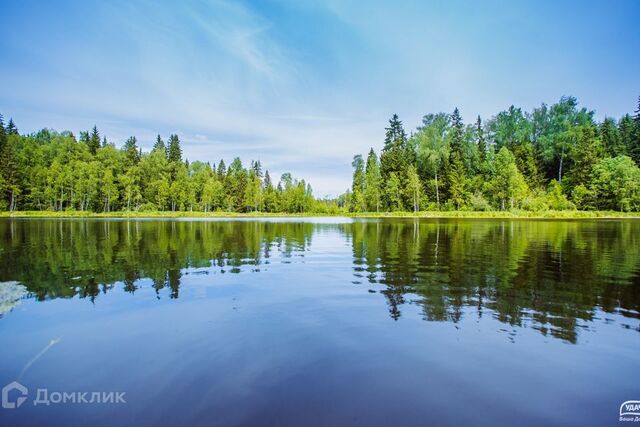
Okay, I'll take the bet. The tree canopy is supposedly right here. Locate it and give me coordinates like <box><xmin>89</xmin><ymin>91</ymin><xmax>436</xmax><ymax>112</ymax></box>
<box><xmin>348</xmin><ymin>96</ymin><xmax>640</xmax><ymax>212</ymax></box>
<box><xmin>0</xmin><ymin>118</ymin><xmax>338</xmax><ymax>213</ymax></box>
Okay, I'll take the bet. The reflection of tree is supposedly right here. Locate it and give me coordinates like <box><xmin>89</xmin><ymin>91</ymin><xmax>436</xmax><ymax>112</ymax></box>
<box><xmin>0</xmin><ymin>220</ymin><xmax>316</xmax><ymax>302</ymax></box>
<box><xmin>349</xmin><ymin>219</ymin><xmax>640</xmax><ymax>343</ymax></box>
<box><xmin>1</xmin><ymin>218</ymin><xmax>639</xmax><ymax>344</ymax></box>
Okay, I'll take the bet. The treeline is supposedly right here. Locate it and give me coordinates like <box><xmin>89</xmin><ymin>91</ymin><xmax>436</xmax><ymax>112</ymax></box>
<box><xmin>348</xmin><ymin>96</ymin><xmax>640</xmax><ymax>212</ymax></box>
<box><xmin>0</xmin><ymin>116</ymin><xmax>338</xmax><ymax>213</ymax></box>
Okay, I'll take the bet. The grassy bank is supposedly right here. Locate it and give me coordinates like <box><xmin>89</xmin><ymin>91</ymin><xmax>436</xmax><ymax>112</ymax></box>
<box><xmin>1</xmin><ymin>210</ymin><xmax>640</xmax><ymax>219</ymax></box>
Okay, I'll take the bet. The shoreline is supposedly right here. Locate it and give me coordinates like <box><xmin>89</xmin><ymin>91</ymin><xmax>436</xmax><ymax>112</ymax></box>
<box><xmin>1</xmin><ymin>210</ymin><xmax>640</xmax><ymax>219</ymax></box>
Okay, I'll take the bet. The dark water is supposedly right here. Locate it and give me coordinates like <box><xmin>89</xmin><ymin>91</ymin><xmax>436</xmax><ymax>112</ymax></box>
<box><xmin>0</xmin><ymin>218</ymin><xmax>639</xmax><ymax>426</ymax></box>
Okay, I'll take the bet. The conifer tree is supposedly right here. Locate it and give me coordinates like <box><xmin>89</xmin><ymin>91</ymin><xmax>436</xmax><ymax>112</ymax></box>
<box><xmin>217</xmin><ymin>159</ymin><xmax>226</xmax><ymax>181</ymax></box>
<box><xmin>631</xmin><ymin>96</ymin><xmax>640</xmax><ymax>166</ymax></box>
<box><xmin>0</xmin><ymin>114</ymin><xmax>6</xmax><ymax>153</ymax></box>
<box><xmin>350</xmin><ymin>154</ymin><xmax>366</xmax><ymax>212</ymax></box>
<box><xmin>447</xmin><ymin>108</ymin><xmax>467</xmax><ymax>207</ymax></box>
<box><xmin>6</xmin><ymin>118</ymin><xmax>18</xmax><ymax>135</ymax></box>
<box><xmin>380</xmin><ymin>114</ymin><xmax>410</xmax><ymax>209</ymax></box>
<box><xmin>364</xmin><ymin>148</ymin><xmax>382</xmax><ymax>212</ymax></box>
<box><xmin>88</xmin><ymin>125</ymin><xmax>101</xmax><ymax>154</ymax></box>
<box><xmin>599</xmin><ymin>117</ymin><xmax>623</xmax><ymax>157</ymax></box>
<box><xmin>167</xmin><ymin>134</ymin><xmax>182</xmax><ymax>163</ymax></box>
<box><xmin>123</xmin><ymin>136</ymin><xmax>141</xmax><ymax>165</ymax></box>
<box><xmin>153</xmin><ymin>135</ymin><xmax>166</xmax><ymax>154</ymax></box>
<box><xmin>476</xmin><ymin>115</ymin><xmax>486</xmax><ymax>163</ymax></box>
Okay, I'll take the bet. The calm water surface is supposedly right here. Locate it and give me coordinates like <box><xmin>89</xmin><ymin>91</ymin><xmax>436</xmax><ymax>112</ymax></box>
<box><xmin>0</xmin><ymin>218</ymin><xmax>639</xmax><ymax>426</ymax></box>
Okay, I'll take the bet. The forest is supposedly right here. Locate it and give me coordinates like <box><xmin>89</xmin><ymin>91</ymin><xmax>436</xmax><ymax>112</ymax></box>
<box><xmin>348</xmin><ymin>96</ymin><xmax>640</xmax><ymax>212</ymax></box>
<box><xmin>1</xmin><ymin>95</ymin><xmax>639</xmax><ymax>214</ymax></box>
<box><xmin>0</xmin><ymin>116</ymin><xmax>328</xmax><ymax>213</ymax></box>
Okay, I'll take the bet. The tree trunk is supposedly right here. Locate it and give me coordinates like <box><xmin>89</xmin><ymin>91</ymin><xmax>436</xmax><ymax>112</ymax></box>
<box><xmin>558</xmin><ymin>146</ymin><xmax>565</xmax><ymax>183</ymax></box>
<box><xmin>435</xmin><ymin>172</ymin><xmax>440</xmax><ymax>209</ymax></box>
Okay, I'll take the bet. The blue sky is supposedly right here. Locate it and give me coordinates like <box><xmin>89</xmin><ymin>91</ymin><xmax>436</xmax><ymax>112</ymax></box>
<box><xmin>1</xmin><ymin>0</ymin><xmax>638</xmax><ymax>196</ymax></box>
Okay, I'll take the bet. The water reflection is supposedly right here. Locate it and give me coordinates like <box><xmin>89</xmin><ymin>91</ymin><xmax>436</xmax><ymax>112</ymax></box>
<box><xmin>348</xmin><ymin>219</ymin><xmax>640</xmax><ymax>342</ymax></box>
<box><xmin>0</xmin><ymin>218</ymin><xmax>639</xmax><ymax>343</ymax></box>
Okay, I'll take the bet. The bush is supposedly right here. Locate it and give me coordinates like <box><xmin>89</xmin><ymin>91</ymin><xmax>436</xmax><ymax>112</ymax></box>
<box><xmin>545</xmin><ymin>180</ymin><xmax>575</xmax><ymax>210</ymax></box>
<box><xmin>572</xmin><ymin>184</ymin><xmax>595</xmax><ymax>210</ymax></box>
<box><xmin>521</xmin><ymin>192</ymin><xmax>549</xmax><ymax>212</ymax></box>
<box><xmin>139</xmin><ymin>202</ymin><xmax>158</xmax><ymax>212</ymax></box>
<box><xmin>469</xmin><ymin>193</ymin><xmax>493</xmax><ymax>211</ymax></box>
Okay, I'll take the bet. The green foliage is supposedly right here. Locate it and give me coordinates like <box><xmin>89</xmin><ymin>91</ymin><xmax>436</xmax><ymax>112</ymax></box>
<box><xmin>405</xmin><ymin>165</ymin><xmax>422</xmax><ymax>212</ymax></box>
<box><xmin>350</xmin><ymin>154</ymin><xmax>366</xmax><ymax>212</ymax></box>
<box><xmin>349</xmin><ymin>95</ymin><xmax>640</xmax><ymax>213</ymax></box>
<box><xmin>364</xmin><ymin>149</ymin><xmax>382</xmax><ymax>212</ymax></box>
<box><xmin>0</xmin><ymin>116</ymin><xmax>334</xmax><ymax>214</ymax></box>
<box><xmin>384</xmin><ymin>173</ymin><xmax>403</xmax><ymax>211</ymax></box>
<box><xmin>490</xmin><ymin>147</ymin><xmax>528</xmax><ymax>210</ymax></box>
<box><xmin>545</xmin><ymin>180</ymin><xmax>575</xmax><ymax>210</ymax></box>
<box><xmin>589</xmin><ymin>156</ymin><xmax>640</xmax><ymax>211</ymax></box>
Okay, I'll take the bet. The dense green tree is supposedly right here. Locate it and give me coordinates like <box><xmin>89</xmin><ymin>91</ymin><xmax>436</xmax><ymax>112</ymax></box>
<box><xmin>536</xmin><ymin>96</ymin><xmax>594</xmax><ymax>182</ymax></box>
<box><xmin>512</xmin><ymin>142</ymin><xmax>543</xmax><ymax>189</ymax></box>
<box><xmin>167</xmin><ymin>134</ymin><xmax>182</xmax><ymax>163</ymax></box>
<box><xmin>488</xmin><ymin>105</ymin><xmax>531</xmax><ymax>151</ymax></box>
<box><xmin>6</xmin><ymin>118</ymin><xmax>18</xmax><ymax>135</ymax></box>
<box><xmin>589</xmin><ymin>156</ymin><xmax>640</xmax><ymax>211</ymax></box>
<box><xmin>364</xmin><ymin>149</ymin><xmax>382</xmax><ymax>212</ymax></box>
<box><xmin>413</xmin><ymin>113</ymin><xmax>449</xmax><ymax>208</ymax></box>
<box><xmin>599</xmin><ymin>117</ymin><xmax>624</xmax><ymax>157</ymax></box>
<box><xmin>567</xmin><ymin>125</ymin><xmax>603</xmax><ymax>189</ymax></box>
<box><xmin>626</xmin><ymin>102</ymin><xmax>640</xmax><ymax>166</ymax></box>
<box><xmin>447</xmin><ymin>152</ymin><xmax>466</xmax><ymax>210</ymax></box>
<box><xmin>217</xmin><ymin>159</ymin><xmax>226</xmax><ymax>181</ymax></box>
<box><xmin>446</xmin><ymin>108</ymin><xmax>467</xmax><ymax>209</ymax></box>
<box><xmin>153</xmin><ymin>135</ymin><xmax>166</xmax><ymax>154</ymax></box>
<box><xmin>350</xmin><ymin>155</ymin><xmax>366</xmax><ymax>212</ymax></box>
<box><xmin>88</xmin><ymin>125</ymin><xmax>101</xmax><ymax>155</ymax></box>
<box><xmin>476</xmin><ymin>115</ymin><xmax>486</xmax><ymax>163</ymax></box>
<box><xmin>123</xmin><ymin>136</ymin><xmax>141</xmax><ymax>166</ymax></box>
<box><xmin>202</xmin><ymin>177</ymin><xmax>224</xmax><ymax>212</ymax></box>
<box><xmin>490</xmin><ymin>147</ymin><xmax>528</xmax><ymax>210</ymax></box>
<box><xmin>120</xmin><ymin>166</ymin><xmax>142</xmax><ymax>211</ymax></box>
<box><xmin>405</xmin><ymin>165</ymin><xmax>422</xmax><ymax>212</ymax></box>
<box><xmin>384</xmin><ymin>172</ymin><xmax>403</xmax><ymax>211</ymax></box>
<box><xmin>101</xmin><ymin>168</ymin><xmax>117</xmax><ymax>212</ymax></box>
<box><xmin>243</xmin><ymin>169</ymin><xmax>263</xmax><ymax>212</ymax></box>
<box><xmin>380</xmin><ymin>114</ymin><xmax>410</xmax><ymax>209</ymax></box>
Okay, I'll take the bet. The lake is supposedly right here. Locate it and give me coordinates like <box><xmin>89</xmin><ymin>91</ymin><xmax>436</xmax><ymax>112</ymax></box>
<box><xmin>0</xmin><ymin>217</ymin><xmax>638</xmax><ymax>426</ymax></box>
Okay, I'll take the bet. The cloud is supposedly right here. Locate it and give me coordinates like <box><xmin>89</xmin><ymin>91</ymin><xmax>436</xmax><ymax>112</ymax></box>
<box><xmin>1</xmin><ymin>0</ymin><xmax>639</xmax><ymax>197</ymax></box>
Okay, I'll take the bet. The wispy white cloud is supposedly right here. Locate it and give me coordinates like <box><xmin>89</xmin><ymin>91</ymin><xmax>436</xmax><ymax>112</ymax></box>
<box><xmin>1</xmin><ymin>0</ymin><xmax>638</xmax><ymax>196</ymax></box>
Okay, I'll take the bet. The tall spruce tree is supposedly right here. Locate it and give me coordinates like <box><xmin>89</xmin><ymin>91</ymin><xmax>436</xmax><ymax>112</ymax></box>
<box><xmin>88</xmin><ymin>125</ymin><xmax>101</xmax><ymax>154</ymax></box>
<box><xmin>476</xmin><ymin>115</ymin><xmax>486</xmax><ymax>163</ymax></box>
<box><xmin>380</xmin><ymin>114</ymin><xmax>410</xmax><ymax>210</ymax></box>
<box><xmin>447</xmin><ymin>108</ymin><xmax>467</xmax><ymax>207</ymax></box>
<box><xmin>0</xmin><ymin>114</ymin><xmax>6</xmax><ymax>153</ymax></box>
<box><xmin>6</xmin><ymin>118</ymin><xmax>18</xmax><ymax>135</ymax></box>
<box><xmin>217</xmin><ymin>159</ymin><xmax>226</xmax><ymax>181</ymax></box>
<box><xmin>123</xmin><ymin>136</ymin><xmax>141</xmax><ymax>165</ymax></box>
<box><xmin>153</xmin><ymin>135</ymin><xmax>166</xmax><ymax>154</ymax></box>
<box><xmin>599</xmin><ymin>117</ymin><xmax>623</xmax><ymax>157</ymax></box>
<box><xmin>350</xmin><ymin>155</ymin><xmax>366</xmax><ymax>212</ymax></box>
<box><xmin>364</xmin><ymin>148</ymin><xmax>382</xmax><ymax>212</ymax></box>
<box><xmin>632</xmin><ymin>96</ymin><xmax>640</xmax><ymax>166</ymax></box>
<box><xmin>167</xmin><ymin>134</ymin><xmax>182</xmax><ymax>163</ymax></box>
